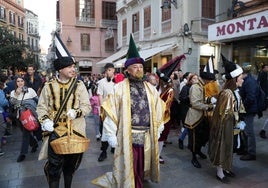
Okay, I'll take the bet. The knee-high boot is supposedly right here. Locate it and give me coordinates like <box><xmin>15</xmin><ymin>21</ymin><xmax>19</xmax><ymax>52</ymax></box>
<box><xmin>64</xmin><ymin>174</ymin><xmax>73</xmax><ymax>188</ymax></box>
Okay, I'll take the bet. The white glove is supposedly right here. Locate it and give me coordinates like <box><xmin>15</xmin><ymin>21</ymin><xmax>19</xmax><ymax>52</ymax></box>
<box><xmin>210</xmin><ymin>97</ymin><xmax>217</xmax><ymax>104</ymax></box>
<box><xmin>108</xmin><ymin>135</ymin><xmax>118</xmax><ymax>148</ymax></box>
<box><xmin>41</xmin><ymin>119</ymin><xmax>54</xmax><ymax>132</ymax></box>
<box><xmin>237</xmin><ymin>121</ymin><xmax>246</xmax><ymax>130</ymax></box>
<box><xmin>67</xmin><ymin>109</ymin><xmax>76</xmax><ymax>120</ymax></box>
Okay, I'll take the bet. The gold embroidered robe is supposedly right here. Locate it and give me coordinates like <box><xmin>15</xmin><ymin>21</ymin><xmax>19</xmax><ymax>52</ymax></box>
<box><xmin>92</xmin><ymin>78</ymin><xmax>166</xmax><ymax>188</ymax></box>
<box><xmin>208</xmin><ymin>89</ymin><xmax>244</xmax><ymax>171</ymax></box>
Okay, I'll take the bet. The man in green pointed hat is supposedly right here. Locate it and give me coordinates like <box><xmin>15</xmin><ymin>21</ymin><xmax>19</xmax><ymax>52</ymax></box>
<box><xmin>92</xmin><ymin>34</ymin><xmax>166</xmax><ymax>188</ymax></box>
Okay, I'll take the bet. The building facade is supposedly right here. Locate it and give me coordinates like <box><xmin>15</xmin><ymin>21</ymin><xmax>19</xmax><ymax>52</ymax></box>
<box><xmin>56</xmin><ymin>0</ymin><xmax>117</xmax><ymax>74</ymax></box>
<box><xmin>97</xmin><ymin>0</ymin><xmax>218</xmax><ymax>75</ymax></box>
<box><xmin>0</xmin><ymin>0</ymin><xmax>25</xmax><ymax>40</ymax></box>
<box><xmin>209</xmin><ymin>0</ymin><xmax>268</xmax><ymax>75</ymax></box>
<box><xmin>25</xmin><ymin>9</ymin><xmax>40</xmax><ymax>65</ymax></box>
<box><xmin>0</xmin><ymin>0</ymin><xmax>41</xmax><ymax>68</ymax></box>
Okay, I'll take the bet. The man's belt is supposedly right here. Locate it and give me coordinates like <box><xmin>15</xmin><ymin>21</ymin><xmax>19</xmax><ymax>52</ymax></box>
<box><xmin>132</xmin><ymin>125</ymin><xmax>150</xmax><ymax>131</ymax></box>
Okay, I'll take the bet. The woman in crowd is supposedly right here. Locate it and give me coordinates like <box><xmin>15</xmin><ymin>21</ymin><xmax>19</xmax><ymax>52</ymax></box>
<box><xmin>208</xmin><ymin>56</ymin><xmax>244</xmax><ymax>183</ymax></box>
<box><xmin>9</xmin><ymin>76</ymin><xmax>41</xmax><ymax>162</ymax></box>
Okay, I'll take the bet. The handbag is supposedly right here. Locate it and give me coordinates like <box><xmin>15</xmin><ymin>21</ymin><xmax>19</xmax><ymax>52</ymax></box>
<box><xmin>19</xmin><ymin>109</ymin><xmax>39</xmax><ymax>131</ymax></box>
<box><xmin>18</xmin><ymin>91</ymin><xmax>39</xmax><ymax>131</ymax></box>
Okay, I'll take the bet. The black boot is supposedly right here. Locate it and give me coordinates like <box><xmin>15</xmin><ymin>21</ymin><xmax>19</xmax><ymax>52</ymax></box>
<box><xmin>259</xmin><ymin>129</ymin><xmax>267</xmax><ymax>139</ymax></box>
<box><xmin>178</xmin><ymin>139</ymin><xmax>184</xmax><ymax>150</ymax></box>
<box><xmin>64</xmin><ymin>175</ymin><xmax>73</xmax><ymax>188</ymax></box>
<box><xmin>49</xmin><ymin>181</ymin><xmax>59</xmax><ymax>188</ymax></box>
<box><xmin>191</xmin><ymin>152</ymin><xmax>201</xmax><ymax>168</ymax></box>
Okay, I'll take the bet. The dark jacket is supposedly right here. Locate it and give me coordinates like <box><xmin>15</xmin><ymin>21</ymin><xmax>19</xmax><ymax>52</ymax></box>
<box><xmin>257</xmin><ymin>71</ymin><xmax>268</xmax><ymax>97</ymax></box>
<box><xmin>239</xmin><ymin>73</ymin><xmax>258</xmax><ymax>114</ymax></box>
<box><xmin>24</xmin><ymin>73</ymin><xmax>42</xmax><ymax>93</ymax></box>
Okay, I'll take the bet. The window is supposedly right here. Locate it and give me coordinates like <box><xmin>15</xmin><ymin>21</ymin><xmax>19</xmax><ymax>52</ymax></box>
<box><xmin>202</xmin><ymin>0</ymin><xmax>215</xmax><ymax>31</ymax></box>
<box><xmin>18</xmin><ymin>16</ymin><xmax>23</xmax><ymax>28</ymax></box>
<box><xmin>144</xmin><ymin>6</ymin><xmax>151</xmax><ymax>28</ymax></box>
<box><xmin>27</xmin><ymin>21</ymin><xmax>33</xmax><ymax>34</ymax></box>
<box><xmin>81</xmin><ymin>33</ymin><xmax>90</xmax><ymax>51</ymax></box>
<box><xmin>122</xmin><ymin>19</ymin><xmax>127</xmax><ymax>37</ymax></box>
<box><xmin>0</xmin><ymin>6</ymin><xmax>6</xmax><ymax>20</ymax></box>
<box><xmin>102</xmin><ymin>1</ymin><xmax>116</xmax><ymax>20</ymax></box>
<box><xmin>161</xmin><ymin>8</ymin><xmax>171</xmax><ymax>21</ymax></box>
<box><xmin>132</xmin><ymin>12</ymin><xmax>139</xmax><ymax>33</ymax></box>
<box><xmin>105</xmin><ymin>38</ymin><xmax>114</xmax><ymax>52</ymax></box>
<box><xmin>202</xmin><ymin>0</ymin><xmax>215</xmax><ymax>19</ymax></box>
<box><xmin>76</xmin><ymin>0</ymin><xmax>95</xmax><ymax>21</ymax></box>
<box><xmin>9</xmin><ymin>11</ymin><xmax>15</xmax><ymax>25</ymax></box>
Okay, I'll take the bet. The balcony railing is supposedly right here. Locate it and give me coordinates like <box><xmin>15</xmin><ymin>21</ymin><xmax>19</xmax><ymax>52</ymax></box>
<box><xmin>100</xmin><ymin>19</ymin><xmax>117</xmax><ymax>29</ymax></box>
<box><xmin>76</xmin><ymin>17</ymin><xmax>96</xmax><ymax>27</ymax></box>
<box><xmin>0</xmin><ymin>16</ymin><xmax>6</xmax><ymax>23</ymax></box>
<box><xmin>201</xmin><ymin>17</ymin><xmax>215</xmax><ymax>32</ymax></box>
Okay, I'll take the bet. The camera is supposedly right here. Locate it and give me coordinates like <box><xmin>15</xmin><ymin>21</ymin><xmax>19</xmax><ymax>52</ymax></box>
<box><xmin>22</xmin><ymin>86</ymin><xmax>28</xmax><ymax>93</ymax></box>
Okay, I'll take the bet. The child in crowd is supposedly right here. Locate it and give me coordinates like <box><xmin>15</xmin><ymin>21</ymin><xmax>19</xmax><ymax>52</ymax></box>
<box><xmin>90</xmin><ymin>84</ymin><xmax>101</xmax><ymax>141</ymax></box>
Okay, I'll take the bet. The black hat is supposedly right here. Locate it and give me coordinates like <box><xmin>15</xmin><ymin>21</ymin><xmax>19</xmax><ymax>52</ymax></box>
<box><xmin>200</xmin><ymin>55</ymin><xmax>216</xmax><ymax>80</ymax></box>
<box><xmin>156</xmin><ymin>54</ymin><xmax>186</xmax><ymax>82</ymax></box>
<box><xmin>221</xmin><ymin>53</ymin><xmax>243</xmax><ymax>79</ymax></box>
<box><xmin>124</xmin><ymin>34</ymin><xmax>144</xmax><ymax>68</ymax></box>
<box><xmin>52</xmin><ymin>32</ymin><xmax>75</xmax><ymax>71</ymax></box>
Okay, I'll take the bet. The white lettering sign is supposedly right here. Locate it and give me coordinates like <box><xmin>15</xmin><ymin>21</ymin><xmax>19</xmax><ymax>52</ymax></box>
<box><xmin>208</xmin><ymin>10</ymin><xmax>268</xmax><ymax>41</ymax></box>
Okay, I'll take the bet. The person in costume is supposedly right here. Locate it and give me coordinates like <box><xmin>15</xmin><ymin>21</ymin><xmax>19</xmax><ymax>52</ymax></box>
<box><xmin>97</xmin><ymin>63</ymin><xmax>115</xmax><ymax>162</ymax></box>
<box><xmin>208</xmin><ymin>54</ymin><xmax>244</xmax><ymax>183</ymax></box>
<box><xmin>184</xmin><ymin>61</ymin><xmax>216</xmax><ymax>168</ymax></box>
<box><xmin>92</xmin><ymin>34</ymin><xmax>166</xmax><ymax>188</ymax></box>
<box><xmin>36</xmin><ymin>32</ymin><xmax>91</xmax><ymax>188</ymax></box>
<box><xmin>178</xmin><ymin>73</ymin><xmax>198</xmax><ymax>150</ymax></box>
<box><xmin>156</xmin><ymin>55</ymin><xmax>186</xmax><ymax>164</ymax></box>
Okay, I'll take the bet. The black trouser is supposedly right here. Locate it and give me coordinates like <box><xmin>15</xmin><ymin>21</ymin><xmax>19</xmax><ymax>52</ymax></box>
<box><xmin>188</xmin><ymin>119</ymin><xmax>210</xmax><ymax>153</ymax></box>
<box><xmin>45</xmin><ymin>132</ymin><xmax>83</xmax><ymax>187</ymax></box>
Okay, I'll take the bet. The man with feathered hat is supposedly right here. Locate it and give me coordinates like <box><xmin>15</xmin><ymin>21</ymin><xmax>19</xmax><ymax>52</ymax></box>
<box><xmin>37</xmin><ymin>32</ymin><xmax>91</xmax><ymax>188</ymax></box>
<box><xmin>156</xmin><ymin>54</ymin><xmax>186</xmax><ymax>164</ymax></box>
<box><xmin>92</xmin><ymin>34</ymin><xmax>166</xmax><ymax>188</ymax></box>
<box><xmin>184</xmin><ymin>56</ymin><xmax>217</xmax><ymax>169</ymax></box>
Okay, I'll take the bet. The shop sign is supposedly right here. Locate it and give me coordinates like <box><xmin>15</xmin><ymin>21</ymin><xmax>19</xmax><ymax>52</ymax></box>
<box><xmin>208</xmin><ymin>10</ymin><xmax>268</xmax><ymax>41</ymax></box>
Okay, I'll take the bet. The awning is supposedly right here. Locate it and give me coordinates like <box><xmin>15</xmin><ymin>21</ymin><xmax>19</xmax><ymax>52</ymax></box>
<box><xmin>114</xmin><ymin>44</ymin><xmax>174</xmax><ymax>68</ymax></box>
<box><xmin>96</xmin><ymin>48</ymin><xmax>128</xmax><ymax>65</ymax></box>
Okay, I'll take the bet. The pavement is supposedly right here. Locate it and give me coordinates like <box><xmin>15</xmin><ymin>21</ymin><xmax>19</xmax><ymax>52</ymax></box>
<box><xmin>0</xmin><ymin>112</ymin><xmax>268</xmax><ymax>188</ymax></box>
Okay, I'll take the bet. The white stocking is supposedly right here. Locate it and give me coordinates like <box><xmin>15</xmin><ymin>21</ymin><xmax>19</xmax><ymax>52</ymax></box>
<box><xmin>217</xmin><ymin>166</ymin><xmax>225</xmax><ymax>178</ymax></box>
<box><xmin>158</xmin><ymin>141</ymin><xmax>164</xmax><ymax>157</ymax></box>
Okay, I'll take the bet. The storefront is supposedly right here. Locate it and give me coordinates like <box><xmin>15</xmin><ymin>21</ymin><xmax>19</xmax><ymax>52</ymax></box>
<box><xmin>208</xmin><ymin>9</ymin><xmax>268</xmax><ymax>74</ymax></box>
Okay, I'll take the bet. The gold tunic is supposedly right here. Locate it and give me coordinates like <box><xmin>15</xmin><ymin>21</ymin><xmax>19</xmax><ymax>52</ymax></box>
<box><xmin>37</xmin><ymin>78</ymin><xmax>91</xmax><ymax>137</ymax></box>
